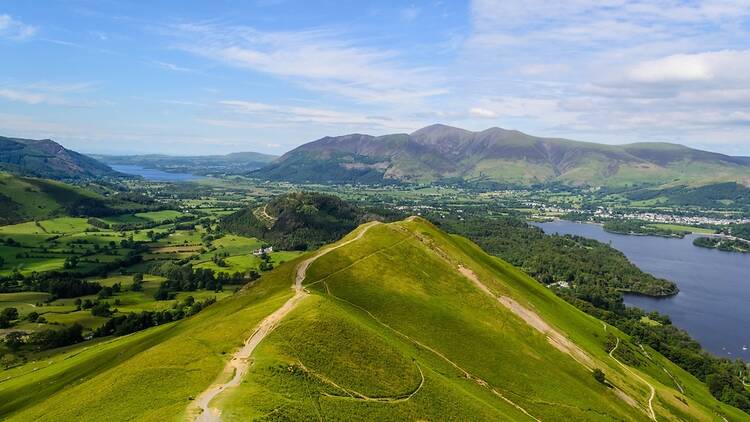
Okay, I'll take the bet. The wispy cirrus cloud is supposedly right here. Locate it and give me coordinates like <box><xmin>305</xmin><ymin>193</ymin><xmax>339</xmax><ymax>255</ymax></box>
<box><xmin>166</xmin><ymin>23</ymin><xmax>447</xmax><ymax>104</ymax></box>
<box><xmin>0</xmin><ymin>14</ymin><xmax>36</xmax><ymax>41</ymax></box>
<box><xmin>152</xmin><ymin>60</ymin><xmax>195</xmax><ymax>72</ymax></box>
<box><xmin>212</xmin><ymin>99</ymin><xmax>425</xmax><ymax>131</ymax></box>
<box><xmin>0</xmin><ymin>81</ymin><xmax>106</xmax><ymax>107</ymax></box>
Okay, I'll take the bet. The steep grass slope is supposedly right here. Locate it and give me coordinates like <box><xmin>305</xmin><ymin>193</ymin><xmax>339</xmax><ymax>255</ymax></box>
<box><xmin>0</xmin><ymin>219</ymin><xmax>744</xmax><ymax>420</ymax></box>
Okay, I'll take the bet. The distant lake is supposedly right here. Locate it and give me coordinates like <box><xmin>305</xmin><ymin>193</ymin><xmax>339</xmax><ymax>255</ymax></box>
<box><xmin>534</xmin><ymin>220</ymin><xmax>750</xmax><ymax>358</ymax></box>
<box><xmin>110</xmin><ymin>164</ymin><xmax>203</xmax><ymax>182</ymax></box>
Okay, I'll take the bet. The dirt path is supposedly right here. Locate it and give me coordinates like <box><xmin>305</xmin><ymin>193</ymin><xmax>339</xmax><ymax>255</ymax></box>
<box><xmin>190</xmin><ymin>222</ymin><xmax>379</xmax><ymax>422</ymax></box>
<box><xmin>458</xmin><ymin>266</ymin><xmax>594</xmax><ymax>369</ymax></box>
<box><xmin>327</xmin><ymin>293</ymin><xmax>541</xmax><ymax>421</ymax></box>
<box><xmin>300</xmin><ymin>360</ymin><xmax>425</xmax><ymax>403</ymax></box>
<box><xmin>457</xmin><ymin>265</ymin><xmax>658</xmax><ymax>419</ymax></box>
<box><xmin>261</xmin><ymin>205</ymin><xmax>276</xmax><ymax>224</ymax></box>
<box><xmin>609</xmin><ymin>337</ymin><xmax>657</xmax><ymax>421</ymax></box>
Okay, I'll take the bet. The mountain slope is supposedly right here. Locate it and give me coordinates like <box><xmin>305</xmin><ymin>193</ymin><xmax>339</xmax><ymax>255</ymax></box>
<box><xmin>1</xmin><ymin>218</ymin><xmax>744</xmax><ymax>421</ymax></box>
<box><xmin>253</xmin><ymin>124</ymin><xmax>750</xmax><ymax>187</ymax></box>
<box><xmin>0</xmin><ymin>136</ymin><xmax>118</xmax><ymax>180</ymax></box>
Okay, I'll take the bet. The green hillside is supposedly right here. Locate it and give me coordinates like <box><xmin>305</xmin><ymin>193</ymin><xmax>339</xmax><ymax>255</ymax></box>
<box><xmin>0</xmin><ymin>173</ymin><xmax>155</xmax><ymax>225</ymax></box>
<box><xmin>1</xmin><ymin>218</ymin><xmax>744</xmax><ymax>420</ymax></box>
<box><xmin>0</xmin><ymin>173</ymin><xmax>108</xmax><ymax>225</ymax></box>
<box><xmin>0</xmin><ymin>136</ymin><xmax>118</xmax><ymax>180</ymax></box>
<box><xmin>252</xmin><ymin>124</ymin><xmax>750</xmax><ymax>189</ymax></box>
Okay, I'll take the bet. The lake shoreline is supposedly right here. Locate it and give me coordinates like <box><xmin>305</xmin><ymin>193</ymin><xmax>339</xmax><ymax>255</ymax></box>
<box><xmin>535</xmin><ymin>219</ymin><xmax>750</xmax><ymax>358</ymax></box>
<box><xmin>109</xmin><ymin>164</ymin><xmax>204</xmax><ymax>182</ymax></box>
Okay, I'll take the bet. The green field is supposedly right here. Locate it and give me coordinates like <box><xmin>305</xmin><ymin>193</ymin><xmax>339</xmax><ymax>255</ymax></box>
<box><xmin>649</xmin><ymin>223</ymin><xmax>716</xmax><ymax>234</ymax></box>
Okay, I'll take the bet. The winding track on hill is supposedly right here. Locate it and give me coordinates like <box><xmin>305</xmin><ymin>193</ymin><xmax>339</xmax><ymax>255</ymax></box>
<box><xmin>609</xmin><ymin>337</ymin><xmax>657</xmax><ymax>421</ymax></box>
<box><xmin>191</xmin><ymin>222</ymin><xmax>380</xmax><ymax>422</ymax></box>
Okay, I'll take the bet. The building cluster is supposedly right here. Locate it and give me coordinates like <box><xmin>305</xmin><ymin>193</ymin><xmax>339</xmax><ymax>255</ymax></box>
<box><xmin>252</xmin><ymin>246</ymin><xmax>273</xmax><ymax>256</ymax></box>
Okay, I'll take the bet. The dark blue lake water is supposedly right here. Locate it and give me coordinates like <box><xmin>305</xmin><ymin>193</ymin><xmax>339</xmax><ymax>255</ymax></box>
<box><xmin>110</xmin><ymin>164</ymin><xmax>203</xmax><ymax>182</ymax></box>
<box><xmin>535</xmin><ymin>220</ymin><xmax>750</xmax><ymax>358</ymax></box>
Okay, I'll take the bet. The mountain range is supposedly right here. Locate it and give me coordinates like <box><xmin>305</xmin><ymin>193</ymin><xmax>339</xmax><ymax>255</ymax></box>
<box><xmin>253</xmin><ymin>124</ymin><xmax>750</xmax><ymax>187</ymax></box>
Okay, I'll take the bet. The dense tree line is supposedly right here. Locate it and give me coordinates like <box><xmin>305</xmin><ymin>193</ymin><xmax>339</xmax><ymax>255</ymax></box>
<box><xmin>0</xmin><ymin>273</ymin><xmax>102</xmax><ymax>298</ymax></box>
<box><xmin>431</xmin><ymin>213</ymin><xmax>749</xmax><ymax>413</ymax></box>
<box><xmin>727</xmin><ymin>223</ymin><xmax>750</xmax><ymax>242</ymax></box>
<box><xmin>3</xmin><ymin>324</ymin><xmax>84</xmax><ymax>352</ymax></box>
<box><xmin>94</xmin><ymin>296</ymin><xmax>216</xmax><ymax>337</ymax></box>
<box><xmin>152</xmin><ymin>264</ymin><xmax>257</xmax><ymax>300</ymax></box>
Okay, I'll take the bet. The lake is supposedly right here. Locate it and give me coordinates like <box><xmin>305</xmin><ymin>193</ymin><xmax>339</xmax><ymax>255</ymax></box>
<box><xmin>110</xmin><ymin>164</ymin><xmax>203</xmax><ymax>182</ymax></box>
<box><xmin>535</xmin><ymin>220</ymin><xmax>750</xmax><ymax>358</ymax></box>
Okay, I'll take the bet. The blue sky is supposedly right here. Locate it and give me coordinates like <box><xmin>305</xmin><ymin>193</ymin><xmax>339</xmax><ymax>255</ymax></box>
<box><xmin>1</xmin><ymin>1</ymin><xmax>749</xmax><ymax>155</ymax></box>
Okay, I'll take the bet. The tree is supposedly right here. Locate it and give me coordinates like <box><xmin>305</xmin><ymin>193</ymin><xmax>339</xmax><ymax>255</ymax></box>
<box><xmin>98</xmin><ymin>287</ymin><xmax>114</xmax><ymax>299</ymax></box>
<box><xmin>592</xmin><ymin>368</ymin><xmax>606</xmax><ymax>384</ymax></box>
<box><xmin>3</xmin><ymin>331</ymin><xmax>24</xmax><ymax>351</ymax></box>
<box><xmin>1</xmin><ymin>307</ymin><xmax>19</xmax><ymax>321</ymax></box>
<box><xmin>0</xmin><ymin>256</ymin><xmax>5</xmax><ymax>268</ymax></box>
<box><xmin>26</xmin><ymin>311</ymin><xmax>39</xmax><ymax>322</ymax></box>
<box><xmin>63</xmin><ymin>256</ymin><xmax>79</xmax><ymax>269</ymax></box>
<box><xmin>90</xmin><ymin>301</ymin><xmax>112</xmax><ymax>317</ymax></box>
<box><xmin>131</xmin><ymin>273</ymin><xmax>144</xmax><ymax>291</ymax></box>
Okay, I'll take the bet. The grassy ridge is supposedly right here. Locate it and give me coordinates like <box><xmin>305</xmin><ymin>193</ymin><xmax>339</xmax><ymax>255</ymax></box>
<box><xmin>1</xmin><ymin>219</ymin><xmax>745</xmax><ymax>420</ymax></box>
<box><xmin>216</xmin><ymin>219</ymin><xmax>744</xmax><ymax>420</ymax></box>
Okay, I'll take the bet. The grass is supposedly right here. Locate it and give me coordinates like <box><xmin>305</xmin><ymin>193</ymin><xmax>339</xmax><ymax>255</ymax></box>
<box><xmin>0</xmin><ymin>173</ymin><xmax>103</xmax><ymax>224</ymax></box>
<box><xmin>649</xmin><ymin>223</ymin><xmax>716</xmax><ymax>234</ymax></box>
<box><xmin>0</xmin><ymin>219</ymin><xmax>746</xmax><ymax>421</ymax></box>
<box><xmin>135</xmin><ymin>210</ymin><xmax>187</xmax><ymax>222</ymax></box>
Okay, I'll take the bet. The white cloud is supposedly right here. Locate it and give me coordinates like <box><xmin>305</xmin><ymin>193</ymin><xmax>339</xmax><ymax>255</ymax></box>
<box><xmin>0</xmin><ymin>14</ymin><xmax>36</xmax><ymax>40</ymax></box>
<box><xmin>168</xmin><ymin>23</ymin><xmax>446</xmax><ymax>104</ymax></box>
<box><xmin>626</xmin><ymin>50</ymin><xmax>750</xmax><ymax>84</ymax></box>
<box><xmin>153</xmin><ymin>61</ymin><xmax>194</xmax><ymax>72</ymax></box>
<box><xmin>469</xmin><ymin>107</ymin><xmax>497</xmax><ymax>118</ymax></box>
<box><xmin>456</xmin><ymin>1</ymin><xmax>750</xmax><ymax>151</ymax></box>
